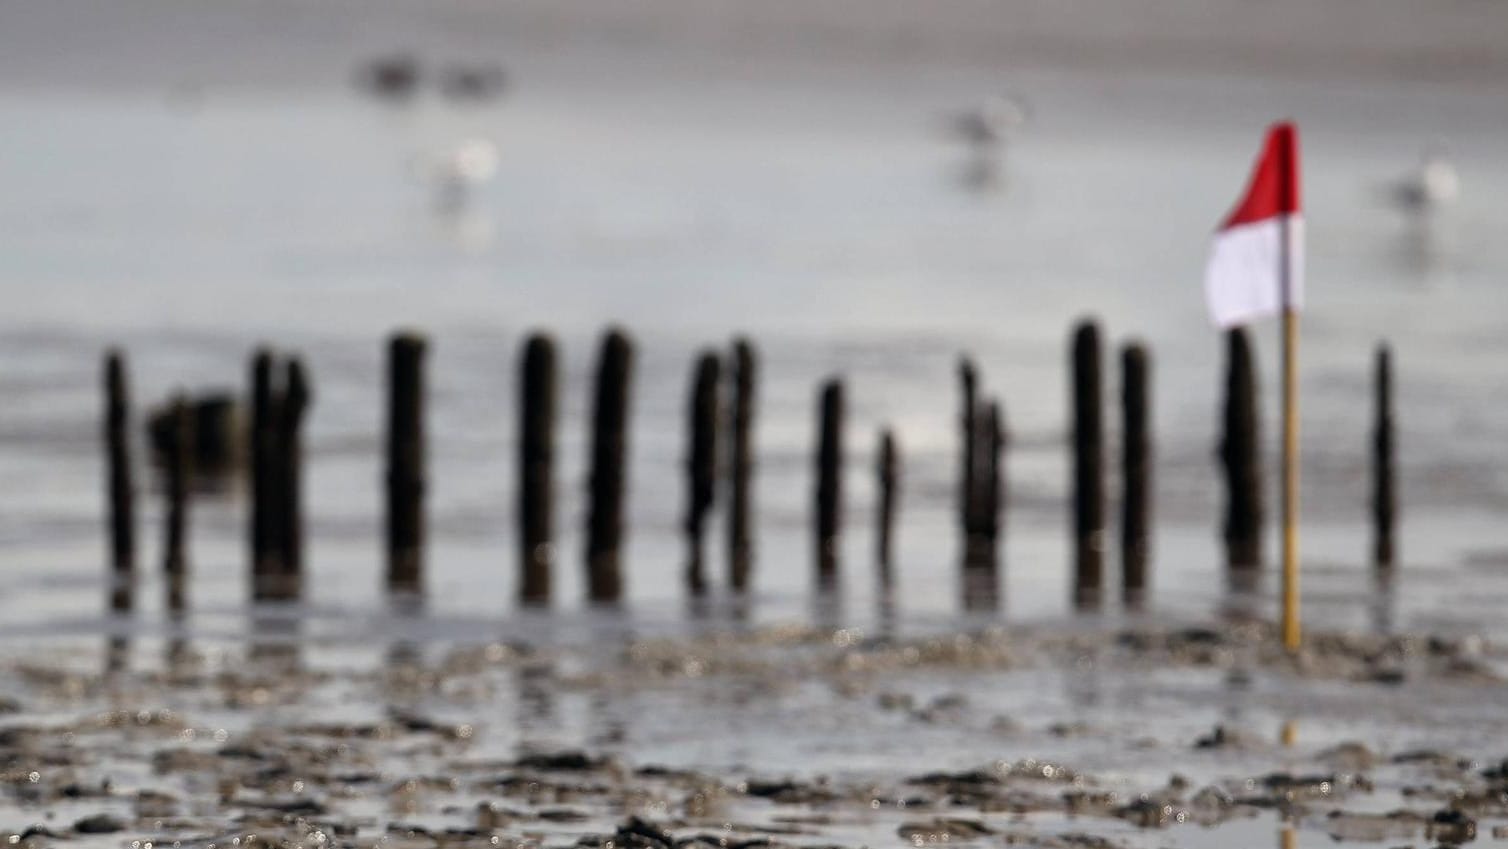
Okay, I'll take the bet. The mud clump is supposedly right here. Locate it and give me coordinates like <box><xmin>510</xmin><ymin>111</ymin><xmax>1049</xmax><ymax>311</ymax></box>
<box><xmin>1193</xmin><ymin>724</ymin><xmax>1265</xmax><ymax>751</ymax></box>
<box><xmin>897</xmin><ymin>817</ymin><xmax>993</xmax><ymax>841</ymax></box>
<box><xmin>516</xmin><ymin>751</ymin><xmax>608</xmax><ymax>772</ymax></box>
<box><xmin>72</xmin><ymin>814</ymin><xmax>125</xmax><ymax>834</ymax></box>
<box><xmin>744</xmin><ymin>779</ymin><xmax>838</xmax><ymax>805</ymax></box>
<box><xmin>1428</xmin><ymin>808</ymin><xmax>1478</xmax><ymax>843</ymax></box>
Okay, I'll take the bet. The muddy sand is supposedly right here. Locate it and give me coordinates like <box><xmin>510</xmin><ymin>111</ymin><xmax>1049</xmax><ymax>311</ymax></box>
<box><xmin>4</xmin><ymin>619</ymin><xmax>1508</xmax><ymax>848</ymax></box>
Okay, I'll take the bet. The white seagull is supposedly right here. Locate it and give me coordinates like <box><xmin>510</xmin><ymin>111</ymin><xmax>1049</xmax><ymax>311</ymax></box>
<box><xmin>950</xmin><ymin>93</ymin><xmax>1031</xmax><ymax>147</ymax></box>
<box><xmin>417</xmin><ymin>138</ymin><xmax>499</xmax><ymax>214</ymax></box>
<box><xmin>1387</xmin><ymin>147</ymin><xmax>1459</xmax><ymax>213</ymax></box>
<box><xmin>947</xmin><ymin>93</ymin><xmax>1031</xmax><ymax>191</ymax></box>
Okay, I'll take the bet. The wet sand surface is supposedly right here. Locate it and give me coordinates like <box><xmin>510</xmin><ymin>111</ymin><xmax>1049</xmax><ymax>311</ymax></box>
<box><xmin>6</xmin><ymin>618</ymin><xmax>1508</xmax><ymax>848</ymax></box>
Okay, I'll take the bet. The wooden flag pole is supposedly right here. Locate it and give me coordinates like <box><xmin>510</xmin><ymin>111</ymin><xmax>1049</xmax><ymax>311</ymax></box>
<box><xmin>1205</xmin><ymin>120</ymin><xmax>1304</xmax><ymax>650</ymax></box>
<box><xmin>1279</xmin><ymin>223</ymin><xmax>1301</xmax><ymax>653</ymax></box>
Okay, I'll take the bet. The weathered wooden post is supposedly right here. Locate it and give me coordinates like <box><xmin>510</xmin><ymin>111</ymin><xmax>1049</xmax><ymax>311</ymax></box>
<box><xmin>684</xmin><ymin>352</ymin><xmax>721</xmax><ymax>595</ymax></box>
<box><xmin>958</xmin><ymin>357</ymin><xmax>978</xmax><ymax>533</ymax></box>
<box><xmin>272</xmin><ymin>357</ymin><xmax>311</xmax><ymax>600</ymax></box>
<box><xmin>962</xmin><ymin>400</ymin><xmax>1004</xmax><ymax>611</ymax></box>
<box><xmin>979</xmin><ymin>401</ymin><xmax>1004</xmax><ymax>543</ymax></box>
<box><xmin>1372</xmin><ymin>344</ymin><xmax>1396</xmax><ymax>570</ymax></box>
<box><xmin>190</xmin><ymin>395</ymin><xmax>240</xmax><ymax>478</ymax></box>
<box><xmin>876</xmin><ymin>428</ymin><xmax>899</xmax><ymax>586</ymax></box>
<box><xmin>1220</xmin><ymin>328</ymin><xmax>1262</xmax><ymax>585</ymax></box>
<box><xmin>105</xmin><ymin>350</ymin><xmax>135</xmax><ymax>613</ymax></box>
<box><xmin>814</xmin><ymin>379</ymin><xmax>844</xmax><ymax>587</ymax></box>
<box><xmin>586</xmin><ymin>328</ymin><xmax>633</xmax><ymax>603</ymax></box>
<box><xmin>1120</xmin><ymin>343</ymin><xmax>1152</xmax><ymax>607</ymax></box>
<box><xmin>386</xmin><ymin>333</ymin><xmax>427</xmax><ymax>595</ymax></box>
<box><xmin>163</xmin><ymin>397</ymin><xmax>191</xmax><ymax>613</ymax></box>
<box><xmin>250</xmin><ymin>348</ymin><xmax>277</xmax><ymax>599</ymax></box>
<box><xmin>727</xmin><ymin>338</ymin><xmax>757</xmax><ymax>592</ymax></box>
<box><xmin>1071</xmin><ymin>319</ymin><xmax>1105</xmax><ymax>609</ymax></box>
<box><xmin>518</xmin><ymin>333</ymin><xmax>557</xmax><ymax>605</ymax></box>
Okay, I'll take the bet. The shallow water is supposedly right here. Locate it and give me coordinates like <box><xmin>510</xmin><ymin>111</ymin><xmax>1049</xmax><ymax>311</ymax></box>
<box><xmin>2</xmin><ymin>50</ymin><xmax>1508</xmax><ymax>643</ymax></box>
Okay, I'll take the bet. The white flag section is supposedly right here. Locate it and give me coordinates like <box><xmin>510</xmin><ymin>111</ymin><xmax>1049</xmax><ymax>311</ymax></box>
<box><xmin>1203</xmin><ymin>122</ymin><xmax>1303</xmax><ymax>328</ymax></box>
<box><xmin>1204</xmin><ymin>214</ymin><xmax>1304</xmax><ymax>328</ymax></box>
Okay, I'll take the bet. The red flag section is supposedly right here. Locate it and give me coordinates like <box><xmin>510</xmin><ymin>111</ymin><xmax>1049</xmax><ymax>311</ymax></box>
<box><xmin>1220</xmin><ymin>122</ymin><xmax>1301</xmax><ymax>230</ymax></box>
<box><xmin>1204</xmin><ymin>121</ymin><xmax>1304</xmax><ymax>328</ymax></box>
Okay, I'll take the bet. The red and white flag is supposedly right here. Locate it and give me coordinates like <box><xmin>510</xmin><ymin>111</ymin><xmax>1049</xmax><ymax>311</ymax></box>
<box><xmin>1204</xmin><ymin>122</ymin><xmax>1303</xmax><ymax>328</ymax></box>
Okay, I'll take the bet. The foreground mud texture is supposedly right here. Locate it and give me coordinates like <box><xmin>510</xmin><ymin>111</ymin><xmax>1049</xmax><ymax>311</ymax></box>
<box><xmin>3</xmin><ymin>621</ymin><xmax>1508</xmax><ymax>848</ymax></box>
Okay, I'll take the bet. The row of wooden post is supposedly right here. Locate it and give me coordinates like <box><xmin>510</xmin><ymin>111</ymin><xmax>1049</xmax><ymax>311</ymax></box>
<box><xmin>1056</xmin><ymin>321</ymin><xmax>1154</xmax><ymax>609</ymax></box>
<box><xmin>101</xmin><ymin>323</ymin><xmax>1398</xmax><ymax>613</ymax></box>
<box><xmin>386</xmin><ymin>328</ymin><xmax>762</xmax><ymax>604</ymax></box>
<box><xmin>1066</xmin><ymin>320</ymin><xmax>1397</xmax><ymax>610</ymax></box>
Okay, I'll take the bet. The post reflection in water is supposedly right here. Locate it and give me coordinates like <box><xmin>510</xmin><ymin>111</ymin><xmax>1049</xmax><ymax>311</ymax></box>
<box><xmin>382</xmin><ymin>594</ymin><xmax>425</xmax><ymax>704</ymax></box>
<box><xmin>1222</xmin><ymin>563</ymin><xmax>1263</xmax><ymax>623</ymax></box>
<box><xmin>812</xmin><ymin>583</ymin><xmax>844</xmax><ymax>633</ymax></box>
<box><xmin>729</xmin><ymin>591</ymin><xmax>753</xmax><ymax>627</ymax></box>
<box><xmin>105</xmin><ymin>635</ymin><xmax>130</xmax><ymax>677</ymax></box>
<box><xmin>250</xmin><ymin>607</ymin><xmax>302</xmax><ymax>675</ymax></box>
<box><xmin>1063</xmin><ymin>645</ymin><xmax>1102</xmax><ymax>710</ymax></box>
<box><xmin>684</xmin><ymin>591</ymin><xmax>712</xmax><ymax>624</ymax></box>
<box><xmin>1221</xmin><ymin>665</ymin><xmax>1252</xmax><ymax>727</ymax></box>
<box><xmin>961</xmin><ymin>538</ymin><xmax>1000</xmax><ymax>613</ymax></box>
<box><xmin>587</xmin><ymin>690</ymin><xmax>627</xmax><ymax>748</ymax></box>
<box><xmin>106</xmin><ymin>567</ymin><xmax>134</xmax><ymax>676</ymax></box>
<box><xmin>1370</xmin><ymin>568</ymin><xmax>1398</xmax><ymax>635</ymax></box>
<box><xmin>166</xmin><ymin>607</ymin><xmax>194</xmax><ymax>674</ymax></box>
<box><xmin>516</xmin><ymin>659</ymin><xmax>558</xmax><ymax>733</ymax></box>
<box><xmin>876</xmin><ymin>586</ymin><xmax>898</xmax><ymax>642</ymax></box>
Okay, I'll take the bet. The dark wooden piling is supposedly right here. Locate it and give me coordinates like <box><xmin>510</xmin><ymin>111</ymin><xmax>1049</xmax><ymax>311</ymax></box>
<box><xmin>386</xmin><ymin>333</ymin><xmax>427</xmax><ymax>595</ymax></box>
<box><xmin>1372</xmin><ymin>344</ymin><xmax>1396</xmax><ymax>570</ymax></box>
<box><xmin>271</xmin><ymin>357</ymin><xmax>311</xmax><ymax>600</ymax></box>
<box><xmin>105</xmin><ymin>351</ymin><xmax>136</xmax><ymax>613</ymax></box>
<box><xmin>163</xmin><ymin>397</ymin><xmax>191</xmax><ymax>613</ymax></box>
<box><xmin>1120</xmin><ymin>343</ymin><xmax>1152</xmax><ymax>607</ymax></box>
<box><xmin>962</xmin><ymin>401</ymin><xmax>1005</xmax><ymax>611</ymax></box>
<box><xmin>958</xmin><ymin>358</ymin><xmax>978</xmax><ymax>532</ymax></box>
<box><xmin>979</xmin><ymin>401</ymin><xmax>1004</xmax><ymax>543</ymax></box>
<box><xmin>727</xmin><ymin>338</ymin><xmax>757</xmax><ymax>592</ymax></box>
<box><xmin>249</xmin><ymin>348</ymin><xmax>277</xmax><ymax>599</ymax></box>
<box><xmin>1071</xmin><ymin>319</ymin><xmax>1105</xmax><ymax>609</ymax></box>
<box><xmin>1219</xmin><ymin>328</ymin><xmax>1263</xmax><ymax>583</ymax></box>
<box><xmin>814</xmin><ymin>379</ymin><xmax>844</xmax><ymax>587</ymax></box>
<box><xmin>192</xmin><ymin>395</ymin><xmax>240</xmax><ymax>477</ymax></box>
<box><xmin>586</xmin><ymin>328</ymin><xmax>633</xmax><ymax>603</ymax></box>
<box><xmin>876</xmin><ymin>429</ymin><xmax>899</xmax><ymax>586</ymax></box>
<box><xmin>146</xmin><ymin>395</ymin><xmax>240</xmax><ymax>483</ymax></box>
<box><xmin>684</xmin><ymin>352</ymin><xmax>721</xmax><ymax>595</ymax></box>
<box><xmin>518</xmin><ymin>333</ymin><xmax>557</xmax><ymax>605</ymax></box>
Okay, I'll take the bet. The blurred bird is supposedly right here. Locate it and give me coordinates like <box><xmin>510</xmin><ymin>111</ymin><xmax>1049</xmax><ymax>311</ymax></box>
<box><xmin>413</xmin><ymin>138</ymin><xmax>499</xmax><ymax>214</ymax></box>
<box><xmin>1386</xmin><ymin>147</ymin><xmax>1459</xmax><ymax>213</ymax></box>
<box><xmin>439</xmin><ymin>63</ymin><xmax>509</xmax><ymax>102</ymax></box>
<box><xmin>359</xmin><ymin>54</ymin><xmax>421</xmax><ymax>101</ymax></box>
<box><xmin>950</xmin><ymin>93</ymin><xmax>1031</xmax><ymax>147</ymax></box>
<box><xmin>947</xmin><ymin>93</ymin><xmax>1031</xmax><ymax>191</ymax></box>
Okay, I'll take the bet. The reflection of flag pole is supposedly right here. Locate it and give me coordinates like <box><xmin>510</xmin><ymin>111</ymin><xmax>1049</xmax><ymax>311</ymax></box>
<box><xmin>1204</xmin><ymin>122</ymin><xmax>1303</xmax><ymax>652</ymax></box>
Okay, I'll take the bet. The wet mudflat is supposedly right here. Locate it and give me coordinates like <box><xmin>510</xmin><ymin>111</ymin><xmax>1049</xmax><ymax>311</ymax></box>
<box><xmin>4</xmin><ymin>620</ymin><xmax>1508</xmax><ymax>849</ymax></box>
